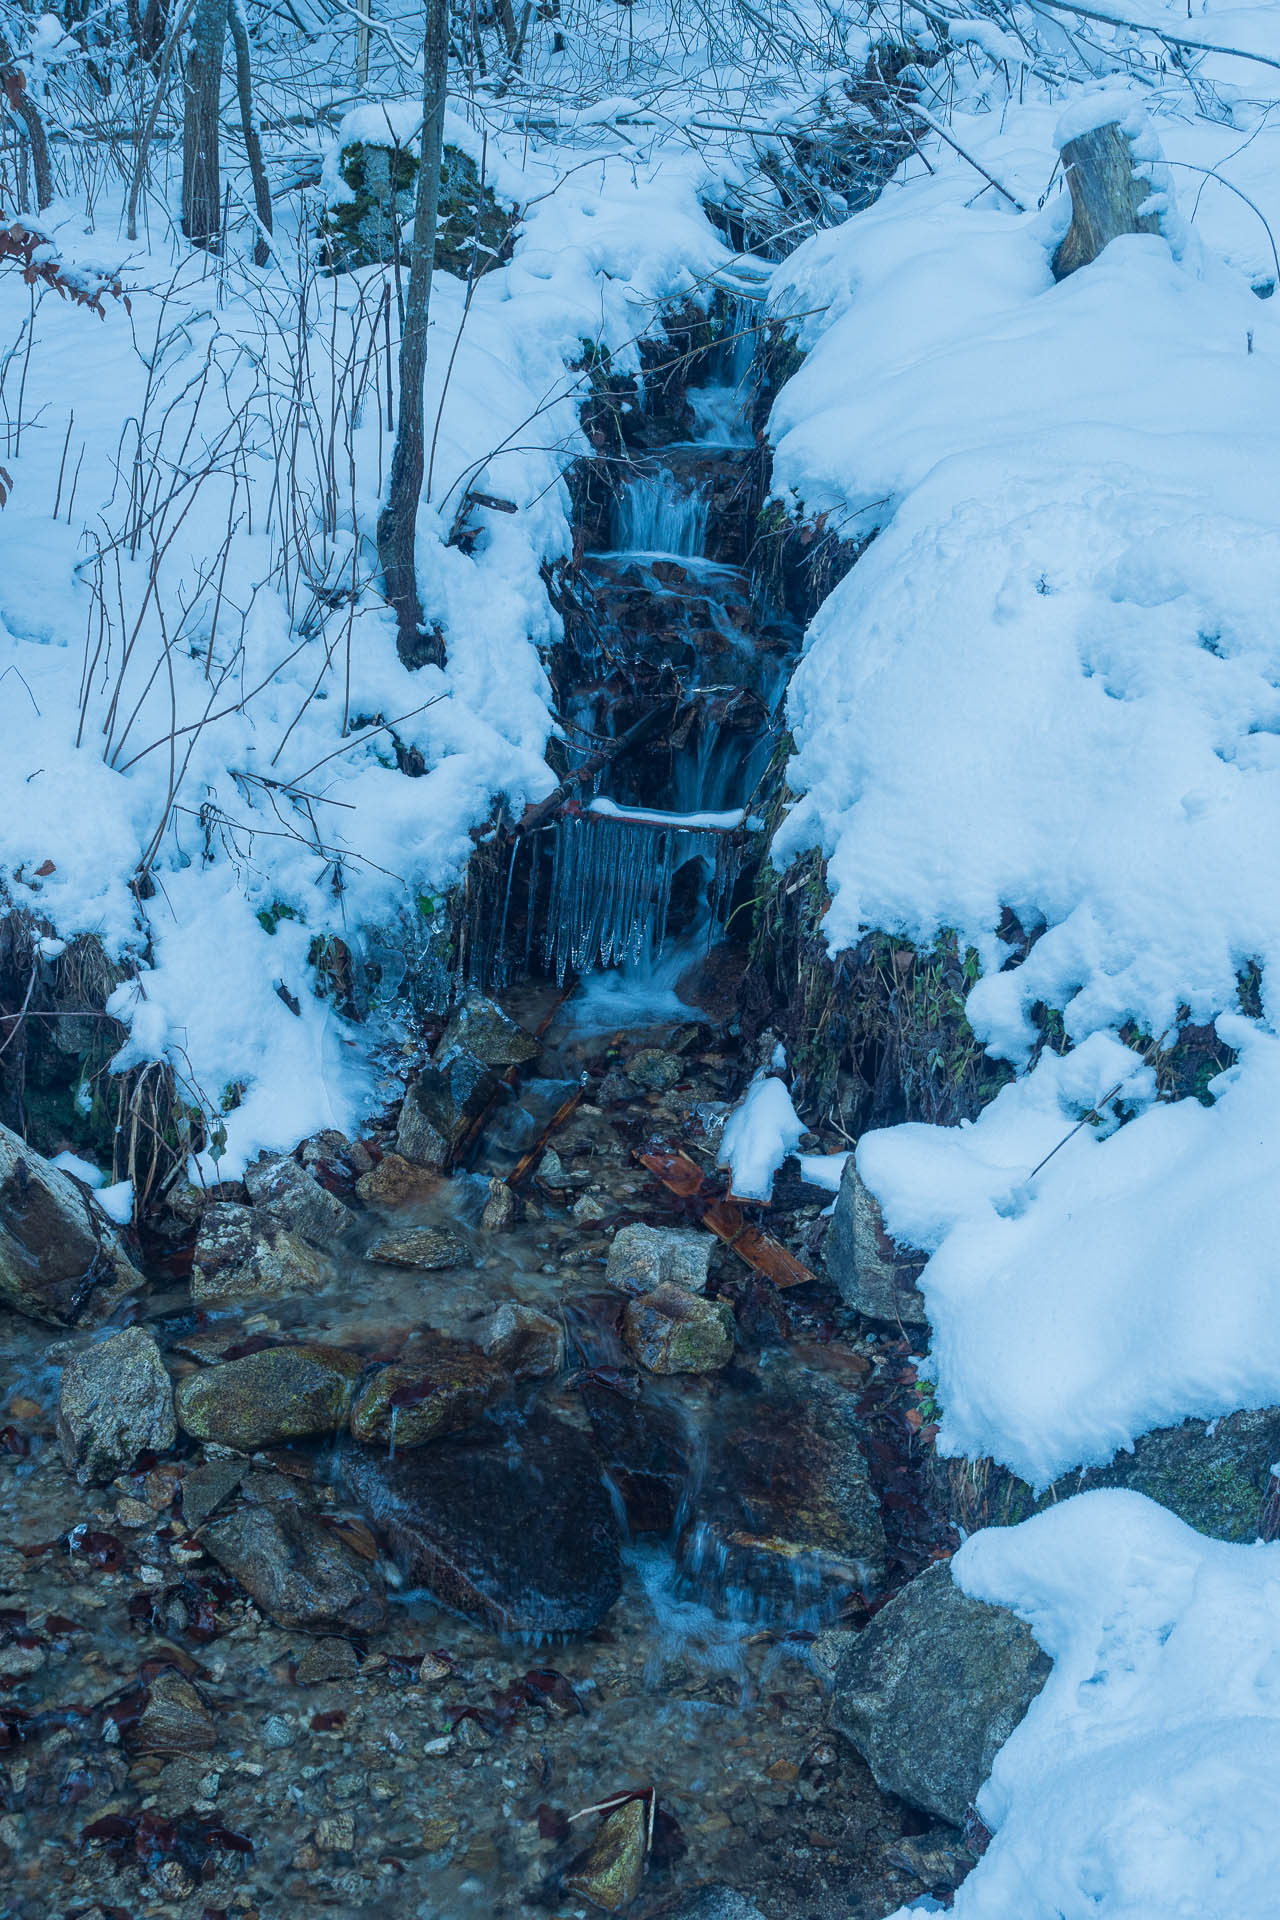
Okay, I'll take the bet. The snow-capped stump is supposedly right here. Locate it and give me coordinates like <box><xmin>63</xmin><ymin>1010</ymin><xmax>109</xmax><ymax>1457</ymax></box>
<box><xmin>189</xmin><ymin>1201</ymin><xmax>331</xmax><ymax>1305</ymax></box>
<box><xmin>622</xmin><ymin>1281</ymin><xmax>735</xmax><ymax>1373</ymax></box>
<box><xmin>0</xmin><ymin>1122</ymin><xmax>143</xmax><ymax>1326</ymax></box>
<box><xmin>824</xmin><ymin>1157</ymin><xmax>928</xmax><ymax>1329</ymax></box>
<box><xmin>605</xmin><ymin>1221</ymin><xmax>711</xmax><ymax>1296</ymax></box>
<box><xmin>174</xmin><ymin>1344</ymin><xmax>362</xmax><ymax>1450</ymax></box>
<box><xmin>1053</xmin><ymin>107</ymin><xmax>1165</xmax><ymax>280</ymax></box>
<box><xmin>56</xmin><ymin>1325</ymin><xmax>175</xmax><ymax>1485</ymax></box>
<box><xmin>827</xmin><ymin>1560</ymin><xmax>1050</xmax><ymax>1828</ymax></box>
<box><xmin>242</xmin><ymin>1151</ymin><xmax>353</xmax><ymax>1246</ymax></box>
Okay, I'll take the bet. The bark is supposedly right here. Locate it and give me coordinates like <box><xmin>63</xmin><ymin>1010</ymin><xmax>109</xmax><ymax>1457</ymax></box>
<box><xmin>0</xmin><ymin>33</ymin><xmax>55</xmax><ymax>212</ymax></box>
<box><xmin>182</xmin><ymin>0</ymin><xmax>229</xmax><ymax>250</ymax></box>
<box><xmin>376</xmin><ymin>0</ymin><xmax>449</xmax><ymax>670</ymax></box>
<box><xmin>1053</xmin><ymin>119</ymin><xmax>1163</xmax><ymax>280</ymax></box>
<box><xmin>227</xmin><ymin>0</ymin><xmax>272</xmax><ymax>266</ymax></box>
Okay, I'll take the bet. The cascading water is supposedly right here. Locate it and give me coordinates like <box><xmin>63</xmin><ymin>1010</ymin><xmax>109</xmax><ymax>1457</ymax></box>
<box><xmin>612</xmin><ymin>471</ymin><xmax>710</xmax><ymax>557</ymax></box>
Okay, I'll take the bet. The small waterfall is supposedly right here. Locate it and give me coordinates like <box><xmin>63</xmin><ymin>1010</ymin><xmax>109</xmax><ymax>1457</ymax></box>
<box><xmin>612</xmin><ymin>473</ymin><xmax>709</xmax><ymax>557</ymax></box>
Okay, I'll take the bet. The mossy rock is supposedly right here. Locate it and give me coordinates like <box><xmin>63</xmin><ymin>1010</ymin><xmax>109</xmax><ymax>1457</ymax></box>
<box><xmin>319</xmin><ymin>141</ymin><xmax>516</xmax><ymax>277</ymax></box>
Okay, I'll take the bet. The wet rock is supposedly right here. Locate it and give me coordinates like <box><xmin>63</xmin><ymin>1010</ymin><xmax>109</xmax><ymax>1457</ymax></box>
<box><xmin>396</xmin><ymin>1046</ymin><xmax>499</xmax><ymax>1169</ymax></box>
<box><xmin>824</xmin><ymin>1159</ymin><xmax>927</xmax><ymax>1328</ymax></box>
<box><xmin>565</xmin><ymin>1796</ymin><xmax>647</xmax><ymax>1912</ymax></box>
<box><xmin>577</xmin><ymin>1375</ymin><xmax>695</xmax><ymax>1534</ymax></box>
<box><xmin>623</xmin><ymin>1284</ymin><xmax>734</xmax><ymax>1374</ymax></box>
<box><xmin>354</xmin><ymin>1152</ymin><xmax>443</xmax><ymax>1206</ymax></box>
<box><xmin>339</xmin><ymin>1405</ymin><xmax>622</xmax><ymax>1635</ymax></box>
<box><xmin>481</xmin><ymin>1301</ymin><xmax>564</xmax><ymax>1378</ymax></box>
<box><xmin>201</xmin><ymin>1472</ymin><xmax>386</xmax><ymax>1633</ymax></box>
<box><xmin>0</xmin><ymin>1122</ymin><xmax>143</xmax><ymax>1325</ymax></box>
<box><xmin>365</xmin><ymin>1225</ymin><xmax>468</xmax><ymax>1271</ymax></box>
<box><xmin>606</xmin><ymin>1222</ymin><xmax>710</xmax><ymax>1296</ymax></box>
<box><xmin>441</xmin><ymin>992</ymin><xmax>539</xmax><ymax>1067</ymax></box>
<box><xmin>348</xmin><ymin>1347</ymin><xmax>505</xmax><ymax>1448</ymax></box>
<box><xmin>662</xmin><ymin>1891</ymin><xmax>768</xmax><ymax>1920</ymax></box>
<box><xmin>480</xmin><ymin>1177</ymin><xmax>517</xmax><ymax>1232</ymax></box>
<box><xmin>828</xmin><ymin>1560</ymin><xmax>1050</xmax><ymax>1827</ymax></box>
<box><xmin>243</xmin><ymin>1152</ymin><xmax>354</xmax><ymax>1246</ymax></box>
<box><xmin>573</xmin><ymin>1190</ymin><xmax>611</xmax><ymax>1224</ymax></box>
<box><xmin>133</xmin><ymin>1670</ymin><xmax>217</xmax><ymax>1754</ymax></box>
<box><xmin>295</xmin><ymin>1637</ymin><xmax>360</xmax><ymax>1684</ymax></box>
<box><xmin>190</xmin><ymin>1202</ymin><xmax>330</xmax><ymax>1305</ymax></box>
<box><xmin>179</xmin><ymin>1458</ymin><xmax>245</xmax><ymax>1531</ymax></box>
<box><xmin>174</xmin><ymin>1344</ymin><xmax>361</xmax><ymax>1450</ymax></box>
<box><xmin>625</xmin><ymin>1047</ymin><xmax>683</xmax><ymax>1092</ymax></box>
<box><xmin>56</xmin><ymin>1326</ymin><xmax>175</xmax><ymax>1485</ymax></box>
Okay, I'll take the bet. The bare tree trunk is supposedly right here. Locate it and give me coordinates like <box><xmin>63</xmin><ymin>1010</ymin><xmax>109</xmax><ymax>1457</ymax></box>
<box><xmin>1054</xmin><ymin>119</ymin><xmax>1163</xmax><ymax>280</ymax></box>
<box><xmin>182</xmin><ymin>0</ymin><xmax>228</xmax><ymax>250</ymax></box>
<box><xmin>127</xmin><ymin>0</ymin><xmax>198</xmax><ymax>241</ymax></box>
<box><xmin>377</xmin><ymin>0</ymin><xmax>448</xmax><ymax>670</ymax></box>
<box><xmin>228</xmin><ymin>0</ymin><xmax>272</xmax><ymax>266</ymax></box>
<box><xmin>0</xmin><ymin>33</ymin><xmax>55</xmax><ymax>211</ymax></box>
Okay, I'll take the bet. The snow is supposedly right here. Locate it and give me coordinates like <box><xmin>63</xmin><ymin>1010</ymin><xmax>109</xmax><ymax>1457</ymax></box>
<box><xmin>797</xmin><ymin>1149</ymin><xmax>848</xmax><ymax>1192</ymax></box>
<box><xmin>889</xmin><ymin>1491</ymin><xmax>1280</xmax><ymax>1920</ymax></box>
<box><xmin>717</xmin><ymin>1069</ymin><xmax>804</xmax><ymax>1202</ymax></box>
<box><xmin>50</xmin><ymin>1150</ymin><xmax>105</xmax><ymax>1189</ymax></box>
<box><xmin>587</xmin><ymin>797</ymin><xmax>749</xmax><ymax>831</ymax></box>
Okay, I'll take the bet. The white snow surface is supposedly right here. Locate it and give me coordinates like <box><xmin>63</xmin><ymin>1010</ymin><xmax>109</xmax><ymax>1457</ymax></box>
<box><xmin>890</xmin><ymin>1491</ymin><xmax>1280</xmax><ymax>1920</ymax></box>
<box><xmin>717</xmin><ymin>1069</ymin><xmax>804</xmax><ymax>1201</ymax></box>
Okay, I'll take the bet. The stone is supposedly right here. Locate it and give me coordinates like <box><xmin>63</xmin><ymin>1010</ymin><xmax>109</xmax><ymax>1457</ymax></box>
<box><xmin>479</xmin><ymin>1177</ymin><xmax>516</xmax><ymax>1232</ymax></box>
<box><xmin>243</xmin><ymin>1152</ymin><xmax>354</xmax><ymax>1246</ymax></box>
<box><xmin>179</xmin><ymin>1459</ymin><xmax>245</xmax><ymax>1531</ymax></box>
<box><xmin>348</xmin><ymin>1347</ymin><xmax>505</xmax><ymax>1448</ymax></box>
<box><xmin>481</xmin><ymin>1301</ymin><xmax>564</xmax><ymax>1378</ymax></box>
<box><xmin>190</xmin><ymin>1202</ymin><xmax>330</xmax><ymax>1305</ymax></box>
<box><xmin>56</xmin><ymin>1326</ymin><xmax>175</xmax><ymax>1485</ymax></box>
<box><xmin>564</xmin><ymin>1796</ymin><xmax>647</xmax><ymax>1912</ymax></box>
<box><xmin>623</xmin><ymin>1283</ymin><xmax>734</xmax><ymax>1374</ymax></box>
<box><xmin>201</xmin><ymin>1473</ymin><xmax>386</xmax><ymax>1633</ymax></box>
<box><xmin>339</xmin><ymin>1405</ymin><xmax>622</xmax><ymax>1636</ymax></box>
<box><xmin>572</xmin><ymin>1190</ymin><xmax>610</xmax><ymax>1223</ymax></box>
<box><xmin>132</xmin><ymin>1670</ymin><xmax>217</xmax><ymax>1754</ymax></box>
<box><xmin>354</xmin><ymin>1153</ymin><xmax>443</xmax><ymax>1206</ymax></box>
<box><xmin>824</xmin><ymin>1158</ymin><xmax>927</xmax><ymax>1328</ymax></box>
<box><xmin>314</xmin><ymin>1810</ymin><xmax>355</xmax><ymax>1851</ymax></box>
<box><xmin>662</xmin><ymin>1892</ymin><xmax>768</xmax><ymax>1920</ymax></box>
<box><xmin>365</xmin><ymin>1225</ymin><xmax>468</xmax><ymax>1271</ymax></box>
<box><xmin>828</xmin><ymin>1560</ymin><xmax>1050</xmax><ymax>1827</ymax></box>
<box><xmin>625</xmin><ymin>1047</ymin><xmax>683</xmax><ymax>1091</ymax></box>
<box><xmin>440</xmin><ymin>992</ymin><xmax>539</xmax><ymax>1067</ymax></box>
<box><xmin>577</xmin><ymin>1373</ymin><xmax>696</xmax><ymax>1535</ymax></box>
<box><xmin>0</xmin><ymin>1122</ymin><xmax>143</xmax><ymax>1326</ymax></box>
<box><xmin>605</xmin><ymin>1222</ymin><xmax>711</xmax><ymax>1296</ymax></box>
<box><xmin>396</xmin><ymin>1046</ymin><xmax>499</xmax><ymax>1169</ymax></box>
<box><xmin>295</xmin><ymin>1638</ymin><xmax>359</xmax><ymax>1684</ymax></box>
<box><xmin>174</xmin><ymin>1344</ymin><xmax>361</xmax><ymax>1450</ymax></box>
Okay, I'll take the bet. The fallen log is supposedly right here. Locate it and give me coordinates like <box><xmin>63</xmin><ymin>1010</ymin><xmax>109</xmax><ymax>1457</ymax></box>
<box><xmin>516</xmin><ymin>703</ymin><xmax>675</xmax><ymax>834</ymax></box>
<box><xmin>639</xmin><ymin>1147</ymin><xmax>817</xmax><ymax>1289</ymax></box>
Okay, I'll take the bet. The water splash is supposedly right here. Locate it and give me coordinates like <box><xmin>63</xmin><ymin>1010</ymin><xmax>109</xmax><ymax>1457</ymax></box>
<box><xmin>612</xmin><ymin>473</ymin><xmax>709</xmax><ymax>556</ymax></box>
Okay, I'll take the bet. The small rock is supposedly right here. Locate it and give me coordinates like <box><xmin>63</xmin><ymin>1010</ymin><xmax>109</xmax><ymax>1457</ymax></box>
<box><xmin>623</xmin><ymin>1283</ymin><xmax>734</xmax><ymax>1374</ymax></box>
<box><xmin>349</xmin><ymin>1348</ymin><xmax>505</xmax><ymax>1448</ymax></box>
<box><xmin>0</xmin><ymin>1122</ymin><xmax>143</xmax><ymax>1326</ymax></box>
<box><xmin>354</xmin><ymin>1153</ymin><xmax>443</xmax><ymax>1206</ymax></box>
<box><xmin>201</xmin><ymin>1473</ymin><xmax>386</xmax><ymax>1633</ymax></box>
<box><xmin>180</xmin><ymin>1458</ymin><xmax>245</xmax><ymax>1531</ymax></box>
<box><xmin>565</xmin><ymin>1796</ymin><xmax>648</xmax><ymax>1912</ymax></box>
<box><xmin>824</xmin><ymin>1158</ymin><xmax>928</xmax><ymax>1328</ymax></box>
<box><xmin>479</xmin><ymin>1177</ymin><xmax>516</xmax><ymax>1232</ymax></box>
<box><xmin>828</xmin><ymin>1560</ymin><xmax>1050</xmax><ymax>1827</ymax></box>
<box><xmin>56</xmin><ymin>1326</ymin><xmax>175</xmax><ymax>1485</ymax></box>
<box><xmin>365</xmin><ymin>1225</ymin><xmax>468</xmax><ymax>1271</ymax></box>
<box><xmin>0</xmin><ymin>1642</ymin><xmax>44</xmax><ymax>1677</ymax></box>
<box><xmin>572</xmin><ymin>1190</ymin><xmax>610</xmax><ymax>1224</ymax></box>
<box><xmin>538</xmin><ymin>1148</ymin><xmax>567</xmax><ymax>1184</ymax></box>
<box><xmin>397</xmin><ymin>1047</ymin><xmax>499</xmax><ymax>1168</ymax></box>
<box><xmin>440</xmin><ymin>992</ymin><xmax>539</xmax><ymax>1067</ymax></box>
<box><xmin>625</xmin><ymin>1048</ymin><xmax>683</xmax><ymax>1092</ymax></box>
<box><xmin>422</xmin><ymin>1812</ymin><xmax>459</xmax><ymax>1851</ymax></box>
<box><xmin>314</xmin><ymin>1810</ymin><xmax>355</xmax><ymax>1852</ymax></box>
<box><xmin>175</xmin><ymin>1344</ymin><xmax>361</xmax><ymax>1450</ymax></box>
<box><xmin>133</xmin><ymin>1670</ymin><xmax>217</xmax><ymax>1754</ymax></box>
<box><xmin>115</xmin><ymin>1496</ymin><xmax>157</xmax><ymax>1528</ymax></box>
<box><xmin>243</xmin><ymin>1152</ymin><xmax>354</xmax><ymax>1246</ymax></box>
<box><xmin>295</xmin><ymin>1637</ymin><xmax>360</xmax><ymax>1684</ymax></box>
<box><xmin>605</xmin><ymin>1222</ymin><xmax>711</xmax><ymax>1296</ymax></box>
<box><xmin>598</xmin><ymin>1071</ymin><xmax>633</xmax><ymax>1106</ymax></box>
<box><xmin>481</xmin><ymin>1302</ymin><xmax>563</xmax><ymax>1378</ymax></box>
<box><xmin>262</xmin><ymin>1713</ymin><xmax>296</xmax><ymax>1749</ymax></box>
<box><xmin>417</xmin><ymin>1651</ymin><xmax>451</xmax><ymax>1685</ymax></box>
<box><xmin>190</xmin><ymin>1202</ymin><xmax>330</xmax><ymax>1305</ymax></box>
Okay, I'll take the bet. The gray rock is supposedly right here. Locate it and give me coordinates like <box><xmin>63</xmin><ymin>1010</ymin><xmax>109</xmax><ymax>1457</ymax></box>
<box><xmin>396</xmin><ymin>1046</ymin><xmax>499</xmax><ymax>1169</ymax></box>
<box><xmin>606</xmin><ymin>1222</ymin><xmax>711</xmax><ymax>1296</ymax></box>
<box><xmin>365</xmin><ymin>1226</ymin><xmax>468</xmax><ymax>1271</ymax></box>
<box><xmin>132</xmin><ymin>1670</ymin><xmax>217</xmax><ymax>1754</ymax></box>
<box><xmin>0</xmin><ymin>1123</ymin><xmax>143</xmax><ymax>1326</ymax></box>
<box><xmin>348</xmin><ymin>1348</ymin><xmax>505</xmax><ymax>1448</ymax></box>
<box><xmin>481</xmin><ymin>1301</ymin><xmax>564</xmax><ymax>1378</ymax></box>
<box><xmin>662</xmin><ymin>1891</ymin><xmax>768</xmax><ymax>1920</ymax></box>
<box><xmin>623</xmin><ymin>1283</ymin><xmax>735</xmax><ymax>1374</ymax></box>
<box><xmin>190</xmin><ymin>1202</ymin><xmax>330</xmax><ymax>1305</ymax></box>
<box><xmin>625</xmin><ymin>1047</ymin><xmax>683</xmax><ymax>1091</ymax></box>
<box><xmin>828</xmin><ymin>1560</ymin><xmax>1050</xmax><ymax>1827</ymax></box>
<box><xmin>353</xmin><ymin>1153</ymin><xmax>442</xmax><ymax>1205</ymax></box>
<box><xmin>174</xmin><ymin>1344</ymin><xmax>362</xmax><ymax>1450</ymax></box>
<box><xmin>479</xmin><ymin>1177</ymin><xmax>516</xmax><ymax>1232</ymax></box>
<box><xmin>201</xmin><ymin>1472</ymin><xmax>385</xmax><ymax>1633</ymax></box>
<box><xmin>295</xmin><ymin>1637</ymin><xmax>360</xmax><ymax>1684</ymax></box>
<box><xmin>824</xmin><ymin>1157</ymin><xmax>928</xmax><ymax>1328</ymax></box>
<box><xmin>440</xmin><ymin>993</ymin><xmax>539</xmax><ymax>1067</ymax></box>
<box><xmin>56</xmin><ymin>1326</ymin><xmax>175</xmax><ymax>1485</ymax></box>
<box><xmin>180</xmin><ymin>1458</ymin><xmax>246</xmax><ymax>1531</ymax></box>
<box><xmin>243</xmin><ymin>1153</ymin><xmax>353</xmax><ymax>1246</ymax></box>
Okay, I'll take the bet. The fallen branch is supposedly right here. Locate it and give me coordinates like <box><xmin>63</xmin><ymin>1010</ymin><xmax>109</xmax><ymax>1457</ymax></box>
<box><xmin>515</xmin><ymin>702</ymin><xmax>676</xmax><ymax>834</ymax></box>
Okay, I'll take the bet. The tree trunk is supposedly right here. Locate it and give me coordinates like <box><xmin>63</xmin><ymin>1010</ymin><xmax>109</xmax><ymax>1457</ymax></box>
<box><xmin>376</xmin><ymin>0</ymin><xmax>449</xmax><ymax>670</ymax></box>
<box><xmin>228</xmin><ymin>0</ymin><xmax>272</xmax><ymax>266</ymax></box>
<box><xmin>182</xmin><ymin>0</ymin><xmax>228</xmax><ymax>250</ymax></box>
<box><xmin>0</xmin><ymin>33</ymin><xmax>55</xmax><ymax>212</ymax></box>
<box><xmin>1053</xmin><ymin>119</ymin><xmax>1163</xmax><ymax>280</ymax></box>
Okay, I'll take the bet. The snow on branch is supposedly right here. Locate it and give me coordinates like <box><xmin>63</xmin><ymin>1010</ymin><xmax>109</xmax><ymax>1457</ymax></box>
<box><xmin>0</xmin><ymin>214</ymin><xmax>129</xmax><ymax>316</ymax></box>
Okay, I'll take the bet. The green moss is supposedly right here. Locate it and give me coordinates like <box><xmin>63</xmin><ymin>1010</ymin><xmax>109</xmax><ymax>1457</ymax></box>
<box><xmin>319</xmin><ymin>141</ymin><xmax>516</xmax><ymax>278</ymax></box>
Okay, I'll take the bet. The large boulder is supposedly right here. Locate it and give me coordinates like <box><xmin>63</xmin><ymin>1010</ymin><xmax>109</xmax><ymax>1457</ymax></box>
<box><xmin>827</xmin><ymin>1560</ymin><xmax>1050</xmax><ymax>1827</ymax></box>
<box><xmin>174</xmin><ymin>1344</ymin><xmax>362</xmax><ymax>1450</ymax></box>
<box><xmin>56</xmin><ymin>1325</ymin><xmax>175</xmax><ymax>1484</ymax></box>
<box><xmin>396</xmin><ymin>1045</ymin><xmax>499</xmax><ymax>1169</ymax></box>
<box><xmin>339</xmin><ymin>1406</ymin><xmax>622</xmax><ymax>1636</ymax></box>
<box><xmin>190</xmin><ymin>1202</ymin><xmax>330</xmax><ymax>1305</ymax></box>
<box><xmin>243</xmin><ymin>1153</ymin><xmax>353</xmax><ymax>1246</ymax></box>
<box><xmin>201</xmin><ymin>1472</ymin><xmax>385</xmax><ymax>1634</ymax></box>
<box><xmin>0</xmin><ymin>1123</ymin><xmax>142</xmax><ymax>1325</ymax></box>
<box><xmin>824</xmin><ymin>1158</ymin><xmax>927</xmax><ymax>1328</ymax></box>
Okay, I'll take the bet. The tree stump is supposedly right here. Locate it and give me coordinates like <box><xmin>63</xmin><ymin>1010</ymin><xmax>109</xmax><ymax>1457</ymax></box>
<box><xmin>1053</xmin><ymin>119</ymin><xmax>1163</xmax><ymax>280</ymax></box>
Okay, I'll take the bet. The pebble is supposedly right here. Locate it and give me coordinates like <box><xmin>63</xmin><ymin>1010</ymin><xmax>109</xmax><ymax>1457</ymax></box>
<box><xmin>314</xmin><ymin>1811</ymin><xmax>355</xmax><ymax>1851</ymax></box>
